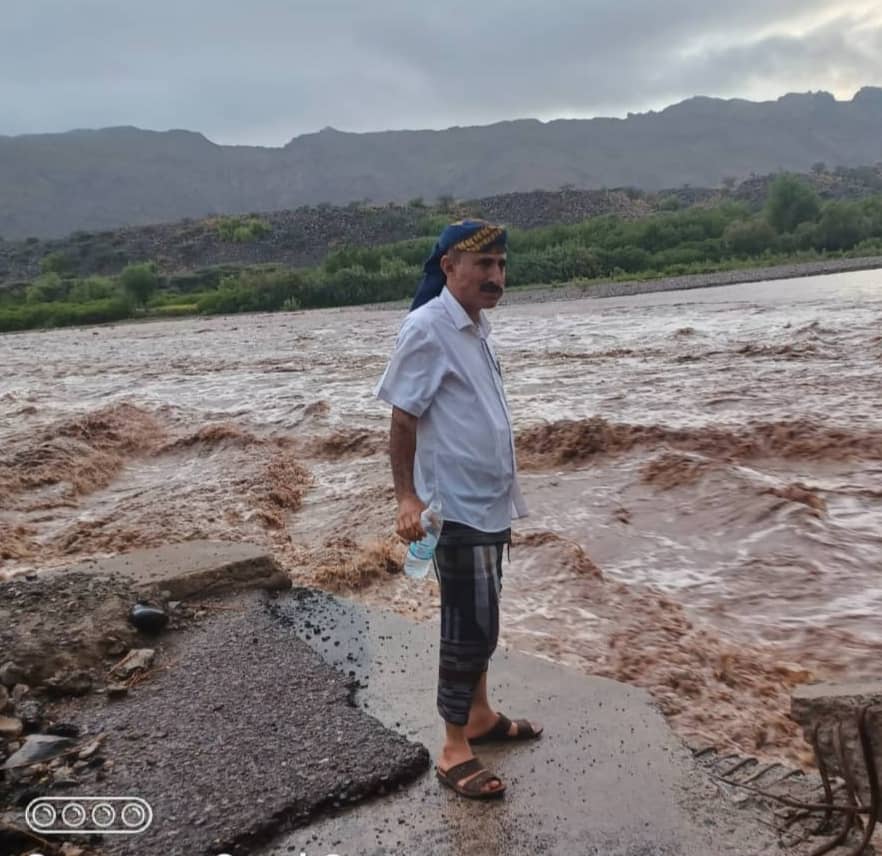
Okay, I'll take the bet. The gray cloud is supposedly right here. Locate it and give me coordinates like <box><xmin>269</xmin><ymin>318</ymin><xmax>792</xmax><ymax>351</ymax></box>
<box><xmin>0</xmin><ymin>0</ymin><xmax>879</xmax><ymax>144</ymax></box>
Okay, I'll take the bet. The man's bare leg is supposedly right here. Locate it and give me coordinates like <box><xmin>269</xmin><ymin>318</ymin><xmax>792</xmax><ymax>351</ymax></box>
<box><xmin>464</xmin><ymin>672</ymin><xmax>542</xmax><ymax>738</ymax></box>
<box><xmin>437</xmin><ymin>721</ymin><xmax>503</xmax><ymax>793</ymax></box>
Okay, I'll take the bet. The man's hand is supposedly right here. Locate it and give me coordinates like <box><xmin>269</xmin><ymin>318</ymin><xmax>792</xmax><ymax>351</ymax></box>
<box><xmin>396</xmin><ymin>493</ymin><xmax>427</xmax><ymax>543</ymax></box>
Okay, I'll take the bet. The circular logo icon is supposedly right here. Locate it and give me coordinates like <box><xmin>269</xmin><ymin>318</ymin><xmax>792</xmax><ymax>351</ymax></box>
<box><xmin>61</xmin><ymin>802</ymin><xmax>87</xmax><ymax>828</ymax></box>
<box><xmin>28</xmin><ymin>802</ymin><xmax>57</xmax><ymax>830</ymax></box>
<box><xmin>121</xmin><ymin>801</ymin><xmax>148</xmax><ymax>828</ymax></box>
<box><xmin>91</xmin><ymin>803</ymin><xmax>116</xmax><ymax>828</ymax></box>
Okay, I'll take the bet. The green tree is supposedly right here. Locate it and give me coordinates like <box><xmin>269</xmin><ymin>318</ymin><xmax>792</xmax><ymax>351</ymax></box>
<box><xmin>814</xmin><ymin>202</ymin><xmax>868</xmax><ymax>251</ymax></box>
<box><xmin>68</xmin><ymin>275</ymin><xmax>119</xmax><ymax>303</ymax></box>
<box><xmin>119</xmin><ymin>262</ymin><xmax>159</xmax><ymax>306</ymax></box>
<box><xmin>26</xmin><ymin>273</ymin><xmax>69</xmax><ymax>303</ymax></box>
<box><xmin>40</xmin><ymin>251</ymin><xmax>75</xmax><ymax>276</ymax></box>
<box><xmin>765</xmin><ymin>174</ymin><xmax>821</xmax><ymax>233</ymax></box>
<box><xmin>723</xmin><ymin>219</ymin><xmax>776</xmax><ymax>256</ymax></box>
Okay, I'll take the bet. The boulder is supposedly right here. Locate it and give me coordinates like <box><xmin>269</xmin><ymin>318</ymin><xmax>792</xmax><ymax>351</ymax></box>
<box><xmin>2</xmin><ymin>734</ymin><xmax>75</xmax><ymax>769</ymax></box>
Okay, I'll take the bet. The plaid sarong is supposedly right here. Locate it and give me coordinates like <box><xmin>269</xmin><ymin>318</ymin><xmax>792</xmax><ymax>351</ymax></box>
<box><xmin>434</xmin><ymin>525</ymin><xmax>508</xmax><ymax>725</ymax></box>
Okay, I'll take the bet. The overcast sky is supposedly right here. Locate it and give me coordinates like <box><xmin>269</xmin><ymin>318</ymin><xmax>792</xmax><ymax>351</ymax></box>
<box><xmin>2</xmin><ymin>0</ymin><xmax>881</xmax><ymax>145</ymax></box>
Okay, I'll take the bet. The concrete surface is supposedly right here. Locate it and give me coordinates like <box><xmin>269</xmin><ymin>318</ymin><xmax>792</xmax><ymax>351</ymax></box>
<box><xmin>64</xmin><ymin>540</ymin><xmax>291</xmax><ymax>600</ymax></box>
<box><xmin>259</xmin><ymin>588</ymin><xmax>785</xmax><ymax>856</ymax></box>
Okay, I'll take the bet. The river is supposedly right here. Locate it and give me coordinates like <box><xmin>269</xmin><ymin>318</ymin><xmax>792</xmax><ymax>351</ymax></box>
<box><xmin>2</xmin><ymin>268</ymin><xmax>881</xmax><ymax>764</ymax></box>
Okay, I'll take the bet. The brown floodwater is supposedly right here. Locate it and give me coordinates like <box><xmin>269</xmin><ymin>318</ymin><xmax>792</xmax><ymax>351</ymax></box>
<box><xmin>2</xmin><ymin>269</ymin><xmax>881</xmax><ymax>765</ymax></box>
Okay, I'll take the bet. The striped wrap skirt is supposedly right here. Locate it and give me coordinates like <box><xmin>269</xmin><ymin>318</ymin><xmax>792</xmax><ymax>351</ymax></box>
<box><xmin>433</xmin><ymin>522</ymin><xmax>510</xmax><ymax>725</ymax></box>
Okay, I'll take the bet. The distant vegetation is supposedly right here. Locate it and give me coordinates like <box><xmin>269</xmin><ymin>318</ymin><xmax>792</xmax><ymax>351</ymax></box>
<box><xmin>214</xmin><ymin>215</ymin><xmax>272</xmax><ymax>243</ymax></box>
<box><xmin>3</xmin><ymin>175</ymin><xmax>882</xmax><ymax>333</ymax></box>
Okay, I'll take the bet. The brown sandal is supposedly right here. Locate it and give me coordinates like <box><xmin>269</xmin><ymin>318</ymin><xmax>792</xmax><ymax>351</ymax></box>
<box><xmin>435</xmin><ymin>757</ymin><xmax>506</xmax><ymax>799</ymax></box>
<box><xmin>470</xmin><ymin>713</ymin><xmax>543</xmax><ymax>745</ymax></box>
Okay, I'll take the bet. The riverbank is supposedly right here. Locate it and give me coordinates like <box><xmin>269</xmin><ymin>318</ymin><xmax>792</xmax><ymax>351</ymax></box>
<box><xmin>362</xmin><ymin>253</ymin><xmax>882</xmax><ymax>310</ymax></box>
<box><xmin>515</xmin><ymin>253</ymin><xmax>882</xmax><ymax>303</ymax></box>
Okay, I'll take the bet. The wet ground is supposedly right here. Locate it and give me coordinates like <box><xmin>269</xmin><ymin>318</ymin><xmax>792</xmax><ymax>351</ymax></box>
<box><xmin>2</xmin><ymin>268</ymin><xmax>881</xmax><ymax>765</ymax></box>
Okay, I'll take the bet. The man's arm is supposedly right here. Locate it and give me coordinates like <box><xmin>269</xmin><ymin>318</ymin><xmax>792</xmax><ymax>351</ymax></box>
<box><xmin>390</xmin><ymin>406</ymin><xmax>427</xmax><ymax>542</ymax></box>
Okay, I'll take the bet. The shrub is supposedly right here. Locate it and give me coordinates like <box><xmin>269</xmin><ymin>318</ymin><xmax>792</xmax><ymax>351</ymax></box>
<box><xmin>120</xmin><ymin>262</ymin><xmax>159</xmax><ymax>306</ymax></box>
<box><xmin>68</xmin><ymin>276</ymin><xmax>119</xmax><ymax>303</ymax></box>
<box><xmin>40</xmin><ymin>251</ymin><xmax>75</xmax><ymax>276</ymax></box>
<box><xmin>813</xmin><ymin>202</ymin><xmax>869</xmax><ymax>252</ymax></box>
<box><xmin>26</xmin><ymin>273</ymin><xmax>70</xmax><ymax>303</ymax></box>
<box><xmin>215</xmin><ymin>216</ymin><xmax>272</xmax><ymax>242</ymax></box>
<box><xmin>765</xmin><ymin>174</ymin><xmax>821</xmax><ymax>233</ymax></box>
<box><xmin>723</xmin><ymin>219</ymin><xmax>776</xmax><ymax>256</ymax></box>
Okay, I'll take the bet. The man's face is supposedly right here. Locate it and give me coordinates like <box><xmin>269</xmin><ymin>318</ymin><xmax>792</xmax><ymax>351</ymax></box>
<box><xmin>443</xmin><ymin>249</ymin><xmax>507</xmax><ymax>316</ymax></box>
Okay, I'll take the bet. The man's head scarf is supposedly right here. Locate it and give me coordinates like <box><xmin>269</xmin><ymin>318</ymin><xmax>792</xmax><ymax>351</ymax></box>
<box><xmin>410</xmin><ymin>219</ymin><xmax>507</xmax><ymax>311</ymax></box>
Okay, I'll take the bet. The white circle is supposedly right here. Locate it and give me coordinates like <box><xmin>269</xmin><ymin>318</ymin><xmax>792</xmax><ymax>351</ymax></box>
<box><xmin>61</xmin><ymin>802</ymin><xmax>87</xmax><ymax>828</ymax></box>
<box><xmin>30</xmin><ymin>802</ymin><xmax>57</xmax><ymax>829</ymax></box>
<box><xmin>91</xmin><ymin>803</ymin><xmax>116</xmax><ymax>828</ymax></box>
<box><xmin>121</xmin><ymin>801</ymin><xmax>146</xmax><ymax>828</ymax></box>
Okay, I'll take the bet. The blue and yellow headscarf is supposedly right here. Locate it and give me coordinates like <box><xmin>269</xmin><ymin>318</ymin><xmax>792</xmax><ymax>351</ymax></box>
<box><xmin>410</xmin><ymin>219</ymin><xmax>507</xmax><ymax>311</ymax></box>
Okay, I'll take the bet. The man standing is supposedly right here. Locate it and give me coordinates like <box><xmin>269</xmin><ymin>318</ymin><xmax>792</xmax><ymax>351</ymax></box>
<box><xmin>374</xmin><ymin>219</ymin><xmax>542</xmax><ymax>800</ymax></box>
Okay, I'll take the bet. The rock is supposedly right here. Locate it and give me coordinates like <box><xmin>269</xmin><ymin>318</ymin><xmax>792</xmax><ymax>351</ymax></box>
<box><xmin>51</xmin><ymin>765</ymin><xmax>79</xmax><ymax>788</ymax></box>
<box><xmin>791</xmin><ymin>681</ymin><xmax>882</xmax><ymax>819</ymax></box>
<box><xmin>0</xmin><ymin>716</ymin><xmax>23</xmax><ymax>739</ymax></box>
<box><xmin>11</xmin><ymin>683</ymin><xmax>30</xmax><ymax>704</ymax></box>
<box><xmin>0</xmin><ymin>685</ymin><xmax>8</xmax><ymax>712</ymax></box>
<box><xmin>0</xmin><ymin>661</ymin><xmax>26</xmax><ymax>687</ymax></box>
<box><xmin>16</xmin><ymin>698</ymin><xmax>44</xmax><ymax>730</ymax></box>
<box><xmin>78</xmin><ymin>737</ymin><xmax>103</xmax><ymax>760</ymax></box>
<box><xmin>45</xmin><ymin>669</ymin><xmax>93</xmax><ymax>697</ymax></box>
<box><xmin>101</xmin><ymin>634</ymin><xmax>128</xmax><ymax>657</ymax></box>
<box><xmin>129</xmin><ymin>602</ymin><xmax>169</xmax><ymax>635</ymax></box>
<box><xmin>46</xmin><ymin>722</ymin><xmax>80</xmax><ymax>738</ymax></box>
<box><xmin>111</xmin><ymin>648</ymin><xmax>155</xmax><ymax>679</ymax></box>
<box><xmin>2</xmin><ymin>734</ymin><xmax>75</xmax><ymax>769</ymax></box>
<box><xmin>106</xmin><ymin>682</ymin><xmax>129</xmax><ymax>699</ymax></box>
<box><xmin>60</xmin><ymin>845</ymin><xmax>86</xmax><ymax>856</ymax></box>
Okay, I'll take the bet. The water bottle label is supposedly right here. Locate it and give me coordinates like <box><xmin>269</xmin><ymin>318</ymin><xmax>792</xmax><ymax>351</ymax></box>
<box><xmin>408</xmin><ymin>533</ymin><xmax>438</xmax><ymax>561</ymax></box>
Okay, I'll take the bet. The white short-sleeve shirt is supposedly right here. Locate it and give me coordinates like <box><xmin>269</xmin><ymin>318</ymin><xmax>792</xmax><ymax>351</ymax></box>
<box><xmin>374</xmin><ymin>287</ymin><xmax>528</xmax><ymax>532</ymax></box>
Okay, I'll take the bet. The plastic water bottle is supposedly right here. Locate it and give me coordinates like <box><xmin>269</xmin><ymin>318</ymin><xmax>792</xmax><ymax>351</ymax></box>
<box><xmin>403</xmin><ymin>500</ymin><xmax>443</xmax><ymax>579</ymax></box>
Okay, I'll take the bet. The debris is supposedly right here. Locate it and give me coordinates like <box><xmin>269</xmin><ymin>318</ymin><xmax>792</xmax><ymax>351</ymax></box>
<box><xmin>78</xmin><ymin>737</ymin><xmax>103</xmax><ymax>760</ymax></box>
<box><xmin>106</xmin><ymin>682</ymin><xmax>129</xmax><ymax>698</ymax></box>
<box><xmin>16</xmin><ymin>698</ymin><xmax>43</xmax><ymax>730</ymax></box>
<box><xmin>0</xmin><ymin>661</ymin><xmax>26</xmax><ymax>687</ymax></box>
<box><xmin>111</xmin><ymin>648</ymin><xmax>155</xmax><ymax>679</ymax></box>
<box><xmin>45</xmin><ymin>669</ymin><xmax>93</xmax><ymax>697</ymax></box>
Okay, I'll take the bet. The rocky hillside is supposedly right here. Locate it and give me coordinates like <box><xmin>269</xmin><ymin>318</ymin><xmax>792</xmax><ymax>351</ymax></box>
<box><xmin>2</xmin><ymin>87</ymin><xmax>882</xmax><ymax>239</ymax></box>
<box><xmin>2</xmin><ymin>165</ymin><xmax>881</xmax><ymax>289</ymax></box>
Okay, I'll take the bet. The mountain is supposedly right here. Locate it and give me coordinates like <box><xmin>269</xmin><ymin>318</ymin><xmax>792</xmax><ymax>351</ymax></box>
<box><xmin>1</xmin><ymin>87</ymin><xmax>881</xmax><ymax>239</ymax></box>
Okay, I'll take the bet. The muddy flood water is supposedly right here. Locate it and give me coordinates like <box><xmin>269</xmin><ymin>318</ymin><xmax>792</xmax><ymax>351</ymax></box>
<box><xmin>2</xmin><ymin>269</ymin><xmax>881</xmax><ymax>767</ymax></box>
